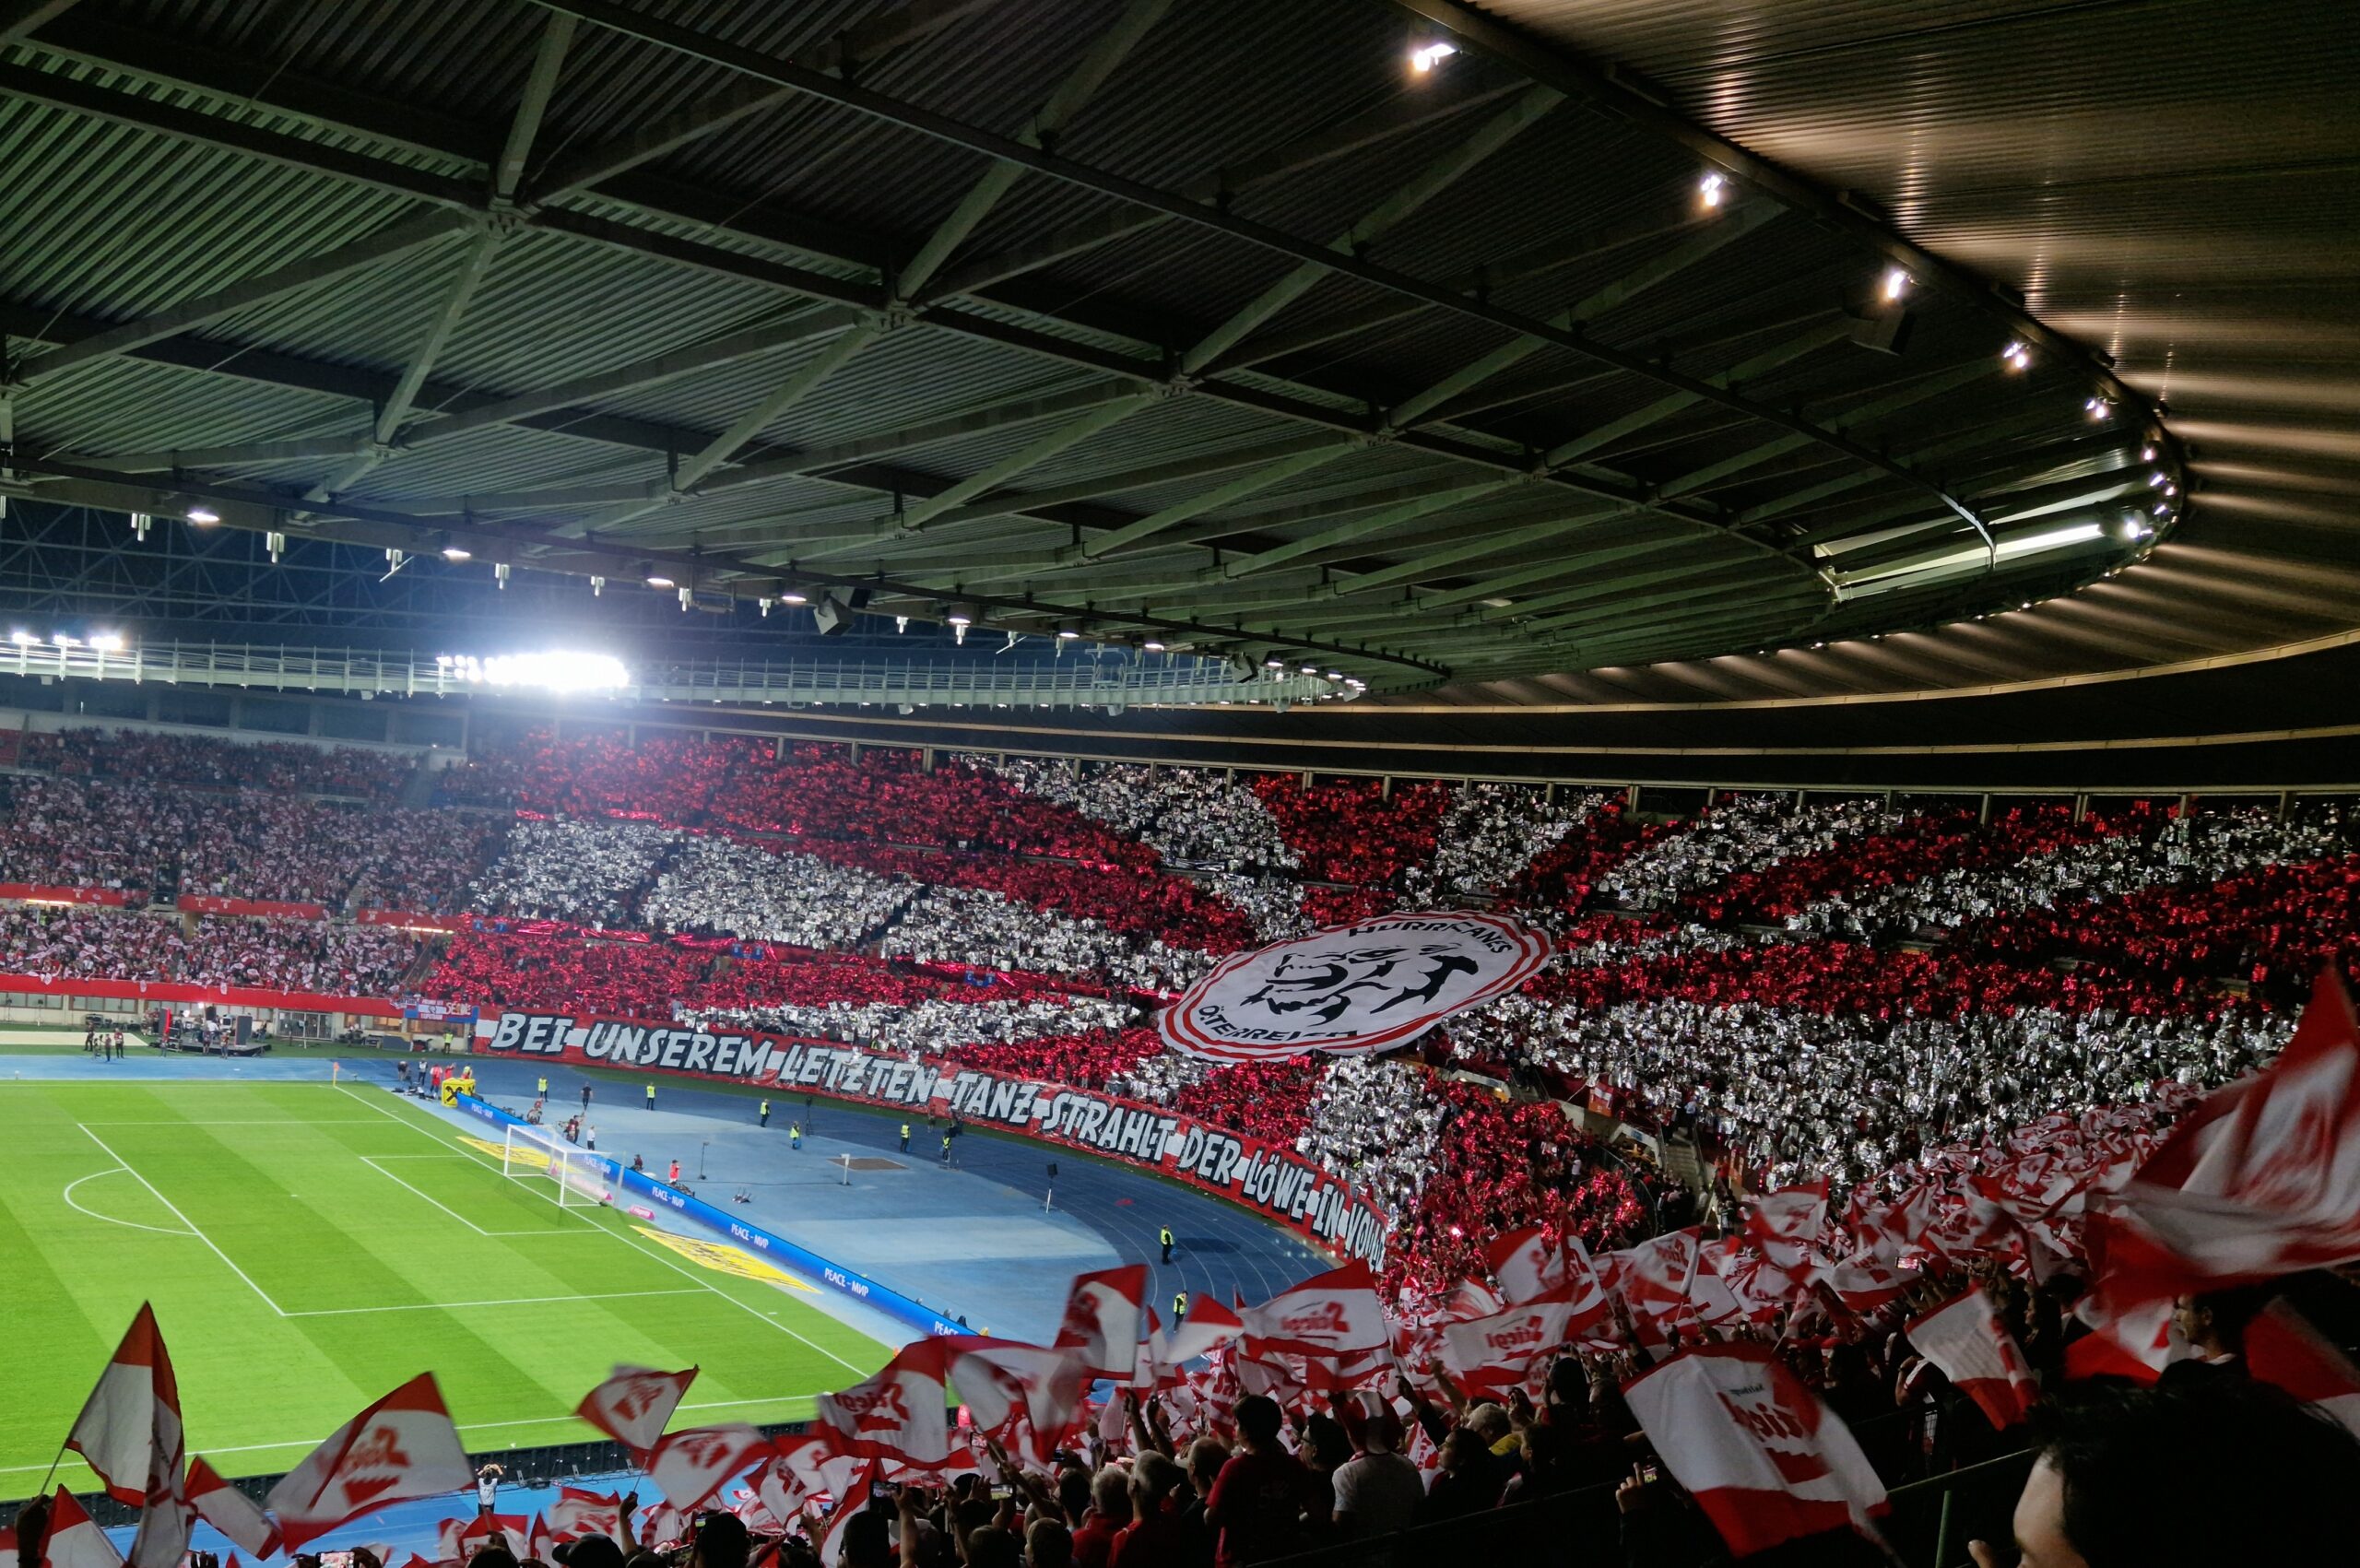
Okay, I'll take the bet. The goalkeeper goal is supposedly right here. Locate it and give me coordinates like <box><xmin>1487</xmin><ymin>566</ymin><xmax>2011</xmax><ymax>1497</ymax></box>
<box><xmin>501</xmin><ymin>1124</ymin><xmax>613</xmax><ymax>1208</ymax></box>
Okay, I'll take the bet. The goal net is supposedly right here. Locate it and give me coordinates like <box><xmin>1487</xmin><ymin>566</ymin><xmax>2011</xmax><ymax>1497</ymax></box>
<box><xmin>502</xmin><ymin>1123</ymin><xmax>611</xmax><ymax>1208</ymax></box>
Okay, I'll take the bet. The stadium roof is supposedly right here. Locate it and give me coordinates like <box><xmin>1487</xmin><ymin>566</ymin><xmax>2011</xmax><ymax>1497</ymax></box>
<box><xmin>0</xmin><ymin>0</ymin><xmax>2352</xmax><ymax>703</ymax></box>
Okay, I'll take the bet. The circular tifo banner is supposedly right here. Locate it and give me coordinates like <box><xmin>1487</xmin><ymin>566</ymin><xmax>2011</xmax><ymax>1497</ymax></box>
<box><xmin>1159</xmin><ymin>910</ymin><xmax>1552</xmax><ymax>1062</ymax></box>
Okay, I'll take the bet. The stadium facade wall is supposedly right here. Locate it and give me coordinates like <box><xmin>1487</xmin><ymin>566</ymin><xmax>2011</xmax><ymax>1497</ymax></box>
<box><xmin>0</xmin><ymin>971</ymin><xmax>404</xmax><ymax>1015</ymax></box>
<box><xmin>472</xmin><ymin>1009</ymin><xmax>1390</xmax><ymax>1267</ymax></box>
<box><xmin>450</xmin><ymin>1091</ymin><xmax>967</xmax><ymax>1339</ymax></box>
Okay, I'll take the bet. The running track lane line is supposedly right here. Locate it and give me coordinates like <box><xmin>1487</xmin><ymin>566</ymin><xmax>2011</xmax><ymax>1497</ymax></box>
<box><xmin>334</xmin><ymin>1084</ymin><xmax>871</xmax><ymax>1376</ymax></box>
<box><xmin>61</xmin><ymin>1166</ymin><xmax>198</xmax><ymax>1237</ymax></box>
<box><xmin>76</xmin><ymin>1123</ymin><xmax>289</xmax><ymax>1316</ymax></box>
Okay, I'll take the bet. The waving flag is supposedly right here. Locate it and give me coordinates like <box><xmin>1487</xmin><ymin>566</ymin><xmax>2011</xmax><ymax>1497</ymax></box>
<box><xmin>575</xmin><ymin>1365</ymin><xmax>696</xmax><ymax>1459</ymax></box>
<box><xmin>1746</xmin><ymin>1183</ymin><xmax>1829</xmax><ymax>1276</ymax></box>
<box><xmin>185</xmin><ymin>1457</ymin><xmax>279</xmax><ymax>1558</ymax></box>
<box><xmin>1486</xmin><ymin>1227</ymin><xmax>1587</xmax><ymax>1304</ymax></box>
<box><xmin>544</xmin><ymin>1487</ymin><xmax>623</xmax><ymax>1544</ymax></box>
<box><xmin>643</xmin><ymin>1424</ymin><xmax>772</xmax><ymax>1511</ymax></box>
<box><xmin>1624</xmin><ymin>1341</ymin><xmax>1888</xmax><ymax>1559</ymax></box>
<box><xmin>266</xmin><ymin>1373</ymin><xmax>474</xmax><ymax>1550</ymax></box>
<box><xmin>1440</xmin><ymin>1291</ymin><xmax>1612</xmax><ymax>1391</ymax></box>
<box><xmin>1160</xmin><ymin>1293</ymin><xmax>1245</xmax><ymax>1369</ymax></box>
<box><xmin>1905</xmin><ymin>1291</ymin><xmax>2039</xmax><ymax>1429</ymax></box>
<box><xmin>37</xmin><ymin>1491</ymin><xmax>123</xmax><ymax>1568</ymax></box>
<box><xmin>2248</xmin><ymin>1302</ymin><xmax>2360</xmax><ymax>1438</ymax></box>
<box><xmin>2090</xmin><ymin>971</ymin><xmax>2360</xmax><ymax>1303</ymax></box>
<box><xmin>1053</xmin><ymin>1266</ymin><xmax>1147</xmax><ymax>1381</ymax></box>
<box><xmin>64</xmin><ymin>1304</ymin><xmax>189</xmax><ymax>1568</ymax></box>
<box><xmin>945</xmin><ymin>1339</ymin><xmax>1088</xmax><ymax>1463</ymax></box>
<box><xmin>816</xmin><ymin>1340</ymin><xmax>951</xmax><ymax>1467</ymax></box>
<box><xmin>1238</xmin><ymin>1263</ymin><xmax>1388</xmax><ymax>1357</ymax></box>
<box><xmin>815</xmin><ymin>1462</ymin><xmax>881</xmax><ymax>1568</ymax></box>
<box><xmin>437</xmin><ymin>1515</ymin><xmax>527</xmax><ymax>1563</ymax></box>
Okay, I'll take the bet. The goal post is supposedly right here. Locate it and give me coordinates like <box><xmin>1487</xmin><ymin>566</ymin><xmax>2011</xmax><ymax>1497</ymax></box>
<box><xmin>502</xmin><ymin>1123</ymin><xmax>611</xmax><ymax>1208</ymax></box>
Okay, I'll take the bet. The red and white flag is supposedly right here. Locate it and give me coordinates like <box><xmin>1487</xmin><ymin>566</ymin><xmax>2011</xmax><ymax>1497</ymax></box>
<box><xmin>1485</xmin><ymin>1227</ymin><xmax>1594</xmax><ymax>1304</ymax></box>
<box><xmin>1623</xmin><ymin>1341</ymin><xmax>1888</xmax><ymax>1559</ymax></box>
<box><xmin>1609</xmin><ymin>1229</ymin><xmax>1704</xmax><ymax>1345</ymax></box>
<box><xmin>1905</xmin><ymin>1291</ymin><xmax>2040</xmax><ymax>1429</ymax></box>
<box><xmin>544</xmin><ymin>1487</ymin><xmax>623</xmax><ymax>1544</ymax></box>
<box><xmin>1159</xmin><ymin>1294</ymin><xmax>1245</xmax><ymax>1369</ymax></box>
<box><xmin>1237</xmin><ymin>1264</ymin><xmax>1388</xmax><ymax>1357</ymax></box>
<box><xmin>768</xmin><ymin>1432</ymin><xmax>862</xmax><ymax>1513</ymax></box>
<box><xmin>37</xmin><ymin>1490</ymin><xmax>123</xmax><ymax>1568</ymax></box>
<box><xmin>2247</xmin><ymin>1301</ymin><xmax>2360</xmax><ymax>1439</ymax></box>
<box><xmin>1440</xmin><ymin>1291</ymin><xmax>1611</xmax><ymax>1392</ymax></box>
<box><xmin>574</xmin><ymin>1366</ymin><xmax>697</xmax><ymax>1459</ymax></box>
<box><xmin>643</xmin><ymin>1424</ymin><xmax>772</xmax><ymax>1512</ymax></box>
<box><xmin>2090</xmin><ymin>971</ymin><xmax>2360</xmax><ymax>1303</ymax></box>
<box><xmin>266</xmin><ymin>1373</ymin><xmax>475</xmax><ymax>1550</ymax></box>
<box><xmin>816</xmin><ymin>1340</ymin><xmax>951</xmax><ymax>1468</ymax></box>
<box><xmin>944</xmin><ymin>1339</ymin><xmax>1088</xmax><ymax>1464</ymax></box>
<box><xmin>2062</xmin><ymin>1291</ymin><xmax>2185</xmax><ymax>1384</ymax></box>
<box><xmin>64</xmin><ymin>1303</ymin><xmax>189</xmax><ymax>1568</ymax></box>
<box><xmin>525</xmin><ymin>1515</ymin><xmax>557</xmax><ymax>1562</ymax></box>
<box><xmin>1746</xmin><ymin>1183</ymin><xmax>1829</xmax><ymax>1279</ymax></box>
<box><xmin>186</xmin><ymin>1456</ymin><xmax>280</xmax><ymax>1558</ymax></box>
<box><xmin>1053</xmin><ymin>1266</ymin><xmax>1147</xmax><ymax>1381</ymax></box>
<box><xmin>815</xmin><ymin>1462</ymin><xmax>881</xmax><ymax>1567</ymax></box>
<box><xmin>437</xmin><ymin>1515</ymin><xmax>527</xmax><ymax>1563</ymax></box>
<box><xmin>1</xmin><ymin>1524</ymin><xmax>18</xmax><ymax>1568</ymax></box>
<box><xmin>633</xmin><ymin>1502</ymin><xmax>690</xmax><ymax>1549</ymax></box>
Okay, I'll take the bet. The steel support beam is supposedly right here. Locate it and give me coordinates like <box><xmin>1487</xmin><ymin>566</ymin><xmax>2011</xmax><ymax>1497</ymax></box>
<box><xmin>9</xmin><ymin>210</ymin><xmax>474</xmax><ymax>385</ymax></box>
<box><xmin>1176</xmin><ymin>83</ymin><xmax>1564</xmax><ymax>375</ymax></box>
<box><xmin>523</xmin><ymin>0</ymin><xmax>998</xmax><ymax>204</ymax></box>
<box><xmin>919</xmin><ymin>77</ymin><xmax>1528</xmax><ymax>302</ymax></box>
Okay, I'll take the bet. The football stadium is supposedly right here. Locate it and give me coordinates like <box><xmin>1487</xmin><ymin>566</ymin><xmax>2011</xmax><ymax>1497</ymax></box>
<box><xmin>1</xmin><ymin>3</ymin><xmax>2358</xmax><ymax>1565</ymax></box>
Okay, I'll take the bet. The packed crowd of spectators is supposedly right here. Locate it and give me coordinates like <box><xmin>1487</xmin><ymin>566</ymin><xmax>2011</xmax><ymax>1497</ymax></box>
<box><xmin>641</xmin><ymin>837</ymin><xmax>912</xmax><ymax>950</ymax></box>
<box><xmin>1251</xmin><ymin>774</ymin><xmax>1451</xmax><ymax>888</ymax></box>
<box><xmin>1597</xmin><ymin>793</ymin><xmax>1913</xmax><ymax>912</ymax></box>
<box><xmin>0</xmin><ymin>906</ymin><xmax>420</xmax><ymax>991</ymax></box>
<box><xmin>1446</xmin><ymin>983</ymin><xmax>2292</xmax><ymax>1190</ymax></box>
<box><xmin>18</xmin><ymin>725</ymin><xmax>415</xmax><ymax>797</ymax></box>
<box><xmin>880</xmin><ymin>885</ymin><xmax>1217</xmax><ymax>994</ymax></box>
<box><xmin>0</xmin><ymin>773</ymin><xmax>502</xmax><ymax>911</ymax></box>
<box><xmin>1401</xmin><ymin>784</ymin><xmax>1610</xmax><ymax>906</ymax></box>
<box><xmin>469</xmin><ymin>819</ymin><xmax>682</xmax><ymax>925</ymax></box>
<box><xmin>22</xmin><ymin>719</ymin><xmax>2360</xmax><ymax>1318</ymax></box>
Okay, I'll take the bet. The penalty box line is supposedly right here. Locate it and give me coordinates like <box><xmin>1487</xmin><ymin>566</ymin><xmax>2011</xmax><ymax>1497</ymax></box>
<box><xmin>355</xmin><ymin>1155</ymin><xmax>601</xmax><ymax>1238</ymax></box>
<box><xmin>335</xmin><ymin>1085</ymin><xmax>869</xmax><ymax>1375</ymax></box>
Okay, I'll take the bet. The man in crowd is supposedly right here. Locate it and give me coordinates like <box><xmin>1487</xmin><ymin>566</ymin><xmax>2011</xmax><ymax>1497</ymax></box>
<box><xmin>1204</xmin><ymin>1395</ymin><xmax>1316</xmax><ymax>1567</ymax></box>
<box><xmin>1971</xmin><ymin>1378</ymin><xmax>2360</xmax><ymax>1567</ymax></box>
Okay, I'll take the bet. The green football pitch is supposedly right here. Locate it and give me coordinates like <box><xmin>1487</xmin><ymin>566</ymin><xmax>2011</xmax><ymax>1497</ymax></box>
<box><xmin>0</xmin><ymin>1079</ymin><xmax>888</xmax><ymax>1492</ymax></box>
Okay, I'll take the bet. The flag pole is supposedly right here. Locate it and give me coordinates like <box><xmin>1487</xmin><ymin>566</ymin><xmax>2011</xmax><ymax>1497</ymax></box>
<box><xmin>38</xmin><ymin>1435</ymin><xmax>68</xmax><ymax>1497</ymax></box>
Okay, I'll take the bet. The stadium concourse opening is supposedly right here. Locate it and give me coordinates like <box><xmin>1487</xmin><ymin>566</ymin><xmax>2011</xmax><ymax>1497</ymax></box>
<box><xmin>5</xmin><ymin>1</ymin><xmax>2360</xmax><ymax>1566</ymax></box>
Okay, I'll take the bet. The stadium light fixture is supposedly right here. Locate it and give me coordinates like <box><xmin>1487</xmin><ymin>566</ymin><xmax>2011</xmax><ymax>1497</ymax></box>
<box><xmin>945</xmin><ymin>604</ymin><xmax>976</xmax><ymax>625</ymax></box>
<box><xmin>1697</xmin><ymin>171</ymin><xmax>1729</xmax><ymax>209</ymax></box>
<box><xmin>1881</xmin><ymin>267</ymin><xmax>1909</xmax><ymax>302</ymax></box>
<box><xmin>1056</xmin><ymin>620</ymin><xmax>1083</xmax><ymax>640</ymax></box>
<box><xmin>2001</xmin><ymin>340</ymin><xmax>2031</xmax><ymax>371</ymax></box>
<box><xmin>644</xmin><ymin>572</ymin><xmax>676</xmax><ymax>588</ymax></box>
<box><xmin>1409</xmin><ymin>40</ymin><xmax>1457</xmax><ymax>72</ymax></box>
<box><xmin>1141</xmin><ymin>639</ymin><xmax>1166</xmax><ymax>652</ymax></box>
<box><xmin>8</xmin><ymin>630</ymin><xmax>34</xmax><ymax>646</ymax></box>
<box><xmin>186</xmin><ymin>505</ymin><xmax>220</xmax><ymax>525</ymax></box>
<box><xmin>434</xmin><ymin>652</ymin><xmax>630</xmax><ymax>692</ymax></box>
<box><xmin>780</xmin><ymin>589</ymin><xmax>810</xmax><ymax>606</ymax></box>
<box><xmin>88</xmin><ymin>633</ymin><xmax>124</xmax><ymax>652</ymax></box>
<box><xmin>442</xmin><ymin>546</ymin><xmax>472</xmax><ymax>560</ymax></box>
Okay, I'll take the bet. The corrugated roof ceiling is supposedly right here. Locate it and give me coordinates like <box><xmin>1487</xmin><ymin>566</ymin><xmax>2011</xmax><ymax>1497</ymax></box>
<box><xmin>0</xmin><ymin>0</ymin><xmax>2343</xmax><ymax>701</ymax></box>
